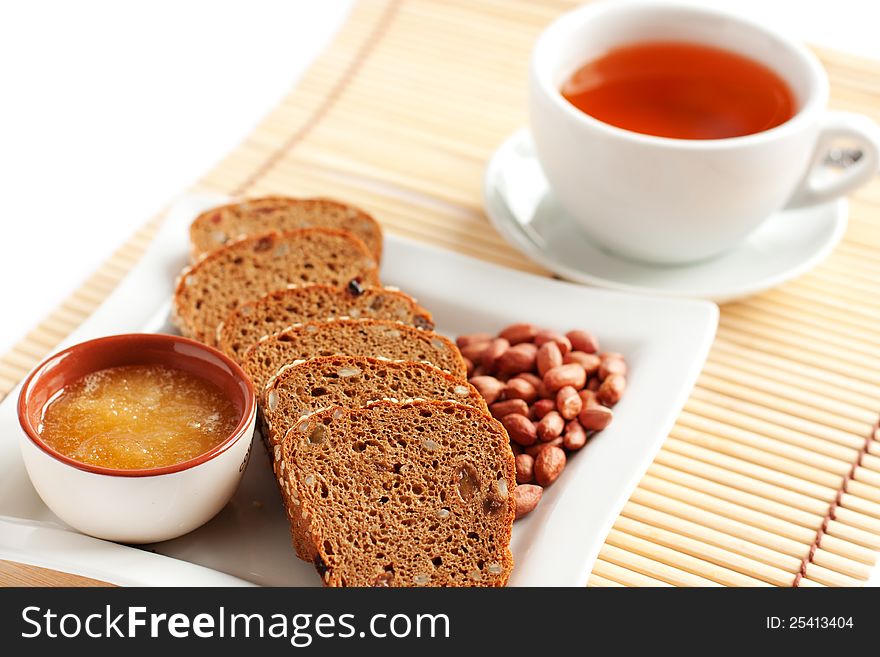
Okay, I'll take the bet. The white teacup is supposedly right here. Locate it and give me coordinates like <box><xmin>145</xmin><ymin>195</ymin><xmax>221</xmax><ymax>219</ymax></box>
<box><xmin>529</xmin><ymin>1</ymin><xmax>880</xmax><ymax>264</ymax></box>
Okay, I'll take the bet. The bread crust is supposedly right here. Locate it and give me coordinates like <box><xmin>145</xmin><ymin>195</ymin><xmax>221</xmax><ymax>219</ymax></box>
<box><xmin>263</xmin><ymin>355</ymin><xmax>487</xmax><ymax>446</ymax></box>
<box><xmin>241</xmin><ymin>318</ymin><xmax>468</xmax><ymax>394</ymax></box>
<box><xmin>216</xmin><ymin>284</ymin><xmax>434</xmax><ymax>362</ymax></box>
<box><xmin>172</xmin><ymin>229</ymin><xmax>380</xmax><ymax>345</ymax></box>
<box><xmin>189</xmin><ymin>196</ymin><xmax>383</xmax><ymax>263</ymax></box>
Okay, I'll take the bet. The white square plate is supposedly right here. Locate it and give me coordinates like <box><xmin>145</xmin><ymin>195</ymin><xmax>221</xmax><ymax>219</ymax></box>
<box><xmin>0</xmin><ymin>193</ymin><xmax>717</xmax><ymax>586</ymax></box>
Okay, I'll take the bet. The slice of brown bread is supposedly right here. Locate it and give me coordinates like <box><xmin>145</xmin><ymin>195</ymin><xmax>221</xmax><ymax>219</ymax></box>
<box><xmin>216</xmin><ymin>284</ymin><xmax>434</xmax><ymax>362</ymax></box>
<box><xmin>172</xmin><ymin>229</ymin><xmax>380</xmax><ymax>345</ymax></box>
<box><xmin>263</xmin><ymin>355</ymin><xmax>487</xmax><ymax>448</ymax></box>
<box><xmin>189</xmin><ymin>197</ymin><xmax>383</xmax><ymax>262</ymax></box>
<box><xmin>242</xmin><ymin>319</ymin><xmax>467</xmax><ymax>394</ymax></box>
<box><xmin>280</xmin><ymin>400</ymin><xmax>516</xmax><ymax>587</ymax></box>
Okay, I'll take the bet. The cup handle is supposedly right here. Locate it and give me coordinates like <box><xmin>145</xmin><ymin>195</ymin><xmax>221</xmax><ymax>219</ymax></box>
<box><xmin>786</xmin><ymin>111</ymin><xmax>880</xmax><ymax>208</ymax></box>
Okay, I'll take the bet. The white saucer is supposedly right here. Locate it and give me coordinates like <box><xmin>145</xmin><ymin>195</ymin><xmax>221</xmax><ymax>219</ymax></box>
<box><xmin>484</xmin><ymin>128</ymin><xmax>848</xmax><ymax>303</ymax></box>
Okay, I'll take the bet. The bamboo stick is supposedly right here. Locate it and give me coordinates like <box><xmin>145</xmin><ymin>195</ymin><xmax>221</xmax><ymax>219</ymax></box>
<box><xmin>776</xmin><ymin>262</ymin><xmax>877</xmax><ymax>300</ymax></box>
<box><xmin>589</xmin><ymin>559</ymin><xmax>672</xmax><ymax>588</ymax></box>
<box><xmin>684</xmin><ymin>396</ymin><xmax>862</xmax><ymax>458</ymax></box>
<box><xmin>847</xmin><ymin>480</ymin><xmax>880</xmax><ymax>505</ymax></box>
<box><xmin>786</xmin><ymin>265</ymin><xmax>880</xmax><ymax>300</ymax></box>
<box><xmin>714</xmin><ymin>325</ymin><xmax>880</xmax><ymax>385</ymax></box>
<box><xmin>606</xmin><ymin>528</ymin><xmax>771</xmax><ymax>587</ymax></box>
<box><xmin>707</xmin><ymin>347</ymin><xmax>880</xmax><ymax>413</ymax></box>
<box><xmin>792</xmin><ymin>262</ymin><xmax>880</xmax><ymax>302</ymax></box>
<box><xmin>630</xmin><ymin>486</ymin><xmax>877</xmax><ymax>565</ymax></box>
<box><xmin>687</xmin><ymin>386</ymin><xmax>867</xmax><ymax>453</ymax></box>
<box><xmin>710</xmin><ymin>337</ymin><xmax>880</xmax><ymax>401</ymax></box>
<box><xmin>860</xmin><ymin>452</ymin><xmax>880</xmax><ymax>474</ymax></box>
<box><xmin>817</xmin><ymin>534</ymin><xmax>877</xmax><ymax>566</ymax></box>
<box><xmin>12</xmin><ymin>340</ymin><xmax>55</xmax><ymax>361</ymax></box>
<box><xmin>802</xmin><ymin>562</ymin><xmax>864</xmax><ymax>587</ymax></box>
<box><xmin>646</xmin><ymin>463</ymin><xmax>824</xmax><ymax>528</ymax></box>
<box><xmin>854</xmin><ymin>466</ymin><xmax>880</xmax><ymax>488</ymax></box>
<box><xmin>652</xmin><ymin>450</ymin><xmax>830</xmax><ymax>515</ymax></box>
<box><xmin>662</xmin><ymin>437</ymin><xmax>837</xmax><ymax>502</ymax></box>
<box><xmin>772</xmin><ymin>284</ymin><xmax>880</xmax><ymax>326</ymax></box>
<box><xmin>669</xmin><ymin>425</ymin><xmax>843</xmax><ymax>489</ymax></box>
<box><xmin>676</xmin><ymin>410</ymin><xmax>852</xmax><ymax>475</ymax></box>
<box><xmin>628</xmin><ymin>488</ymin><xmax>809</xmax><ymax>558</ymax></box>
<box><xmin>834</xmin><ymin>507</ymin><xmax>880</xmax><ymax>535</ymax></box>
<box><xmin>825</xmin><ymin>520</ymin><xmax>880</xmax><ymax>550</ymax></box>
<box><xmin>638</xmin><ymin>475</ymin><xmax>817</xmax><ymax>544</ymax></box>
<box><xmin>839</xmin><ymin>494</ymin><xmax>880</xmax><ymax>522</ymax></box>
<box><xmin>586</xmin><ymin>573</ymin><xmax>624</xmax><ymax>587</ymax></box>
<box><xmin>0</xmin><ymin>362</ymin><xmax>26</xmax><ymax>382</ymax></box>
<box><xmin>621</xmin><ymin>500</ymin><xmax>801</xmax><ymax>573</ymax></box>
<box><xmin>692</xmin><ymin>373</ymin><xmax>869</xmax><ymax>437</ymax></box>
<box><xmin>792</xmin><ymin>273</ymin><xmax>880</xmax><ymax>309</ymax></box>
<box><xmin>613</xmin><ymin>516</ymin><xmax>791</xmax><ymax>586</ymax></box>
<box><xmin>598</xmin><ymin>544</ymin><xmax>718</xmax><ymax>587</ymax></box>
<box><xmin>810</xmin><ymin>548</ymin><xmax>872</xmax><ymax>581</ymax></box>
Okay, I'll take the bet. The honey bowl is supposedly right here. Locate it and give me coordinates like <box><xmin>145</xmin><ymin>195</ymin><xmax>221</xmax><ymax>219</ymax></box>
<box><xmin>17</xmin><ymin>333</ymin><xmax>257</xmax><ymax>544</ymax></box>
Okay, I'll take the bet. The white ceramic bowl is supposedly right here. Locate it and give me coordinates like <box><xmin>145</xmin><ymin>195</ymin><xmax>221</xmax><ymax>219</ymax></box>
<box><xmin>17</xmin><ymin>333</ymin><xmax>257</xmax><ymax>544</ymax></box>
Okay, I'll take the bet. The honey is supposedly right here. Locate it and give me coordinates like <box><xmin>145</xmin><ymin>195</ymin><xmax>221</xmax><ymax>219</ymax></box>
<box><xmin>38</xmin><ymin>364</ymin><xmax>239</xmax><ymax>470</ymax></box>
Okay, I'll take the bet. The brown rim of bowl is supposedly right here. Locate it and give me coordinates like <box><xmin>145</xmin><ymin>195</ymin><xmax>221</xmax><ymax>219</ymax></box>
<box><xmin>17</xmin><ymin>333</ymin><xmax>257</xmax><ymax>478</ymax></box>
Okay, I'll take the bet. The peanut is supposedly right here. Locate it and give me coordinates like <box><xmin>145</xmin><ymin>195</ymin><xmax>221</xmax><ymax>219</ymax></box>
<box><xmin>457</xmin><ymin>323</ymin><xmax>626</xmax><ymax>519</ymax></box>
<box><xmin>597</xmin><ymin>374</ymin><xmax>626</xmax><ymax>406</ymax></box>
<box><xmin>534</xmin><ymin>446</ymin><xmax>566</xmax><ymax>486</ymax></box>
<box><xmin>566</xmin><ymin>330</ymin><xmax>598</xmax><ymax>354</ymax></box>
<box><xmin>564</xmin><ymin>351</ymin><xmax>601</xmax><ymax>375</ymax></box>
<box><xmin>516</xmin><ymin>372</ymin><xmax>542</xmax><ymax>389</ymax></box>
<box><xmin>534</xmin><ymin>330</ymin><xmax>571</xmax><ymax>356</ymax></box>
<box><xmin>499</xmin><ymin>322</ymin><xmax>537</xmax><ymax>345</ymax></box>
<box><xmin>530</xmin><ymin>398</ymin><xmax>556</xmax><ymax>420</ymax></box>
<box><xmin>577</xmin><ymin>389</ymin><xmax>597</xmax><ymax>408</ymax></box>
<box><xmin>504</xmin><ymin>376</ymin><xmax>537</xmax><ymax>403</ymax></box>
<box><xmin>535</xmin><ymin>380</ymin><xmax>553</xmax><ymax>399</ymax></box>
<box><xmin>489</xmin><ymin>398</ymin><xmax>529</xmax><ymax>419</ymax></box>
<box><xmin>563</xmin><ymin>420</ymin><xmax>588</xmax><ymax>450</ymax></box>
<box><xmin>537</xmin><ymin>341</ymin><xmax>563</xmax><ymax>377</ymax></box>
<box><xmin>496</xmin><ymin>342</ymin><xmax>537</xmax><ymax>376</ymax></box>
<box><xmin>525</xmin><ymin>436</ymin><xmax>563</xmax><ymax>457</ymax></box>
<box><xmin>543</xmin><ymin>363</ymin><xmax>586</xmax><ymax>392</ymax></box>
<box><xmin>598</xmin><ymin>356</ymin><xmax>627</xmax><ymax>380</ymax></box>
<box><xmin>456</xmin><ymin>332</ymin><xmax>493</xmax><ymax>348</ymax></box>
<box><xmin>515</xmin><ymin>453</ymin><xmax>534</xmax><ymax>484</ymax></box>
<box><xmin>514</xmin><ymin>484</ymin><xmax>543</xmax><ymax>519</ymax></box>
<box><xmin>459</xmin><ymin>340</ymin><xmax>490</xmax><ymax>362</ymax></box>
<box><xmin>537</xmin><ymin>410</ymin><xmax>564</xmax><ymax>441</ymax></box>
<box><xmin>481</xmin><ymin>337</ymin><xmax>510</xmax><ymax>371</ymax></box>
<box><xmin>579</xmin><ymin>404</ymin><xmax>613</xmax><ymax>431</ymax></box>
<box><xmin>469</xmin><ymin>375</ymin><xmax>505</xmax><ymax>405</ymax></box>
<box><xmin>556</xmin><ymin>385</ymin><xmax>582</xmax><ymax>420</ymax></box>
<box><xmin>502</xmin><ymin>413</ymin><xmax>538</xmax><ymax>446</ymax></box>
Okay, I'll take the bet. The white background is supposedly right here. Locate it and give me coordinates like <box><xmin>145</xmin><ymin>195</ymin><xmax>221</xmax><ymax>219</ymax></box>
<box><xmin>1</xmin><ymin>0</ymin><xmax>878</xmax><ymax>355</ymax></box>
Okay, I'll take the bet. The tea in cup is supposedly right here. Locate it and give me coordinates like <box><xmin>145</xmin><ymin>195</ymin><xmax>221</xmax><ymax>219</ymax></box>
<box><xmin>529</xmin><ymin>1</ymin><xmax>880</xmax><ymax>264</ymax></box>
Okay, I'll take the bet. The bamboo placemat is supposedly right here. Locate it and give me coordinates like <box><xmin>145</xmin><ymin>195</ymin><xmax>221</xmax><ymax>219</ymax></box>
<box><xmin>2</xmin><ymin>0</ymin><xmax>879</xmax><ymax>587</ymax></box>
